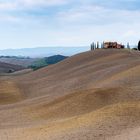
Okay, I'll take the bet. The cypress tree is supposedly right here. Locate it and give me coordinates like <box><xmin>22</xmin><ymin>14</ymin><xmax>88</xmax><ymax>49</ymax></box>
<box><xmin>127</xmin><ymin>42</ymin><xmax>130</xmax><ymax>49</ymax></box>
<box><xmin>93</xmin><ymin>43</ymin><xmax>95</xmax><ymax>50</ymax></box>
<box><xmin>94</xmin><ymin>44</ymin><xmax>96</xmax><ymax>49</ymax></box>
<box><xmin>91</xmin><ymin>43</ymin><xmax>93</xmax><ymax>50</ymax></box>
<box><xmin>138</xmin><ymin>41</ymin><xmax>140</xmax><ymax>51</ymax></box>
<box><xmin>97</xmin><ymin>42</ymin><xmax>99</xmax><ymax>49</ymax></box>
<box><xmin>91</xmin><ymin>42</ymin><xmax>95</xmax><ymax>50</ymax></box>
<box><xmin>101</xmin><ymin>41</ymin><xmax>104</xmax><ymax>49</ymax></box>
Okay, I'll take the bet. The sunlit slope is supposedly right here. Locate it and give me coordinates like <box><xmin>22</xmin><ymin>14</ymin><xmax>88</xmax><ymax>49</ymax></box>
<box><xmin>0</xmin><ymin>49</ymin><xmax>140</xmax><ymax>140</ymax></box>
<box><xmin>17</xmin><ymin>49</ymin><xmax>140</xmax><ymax>99</ymax></box>
<box><xmin>0</xmin><ymin>80</ymin><xmax>24</xmax><ymax>105</ymax></box>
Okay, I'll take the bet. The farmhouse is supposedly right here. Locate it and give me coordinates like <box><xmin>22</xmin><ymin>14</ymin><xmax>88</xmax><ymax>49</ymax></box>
<box><xmin>104</xmin><ymin>42</ymin><xmax>124</xmax><ymax>49</ymax></box>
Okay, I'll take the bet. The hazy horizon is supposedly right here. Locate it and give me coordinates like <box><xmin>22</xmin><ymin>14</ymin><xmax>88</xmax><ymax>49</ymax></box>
<box><xmin>0</xmin><ymin>46</ymin><xmax>89</xmax><ymax>50</ymax></box>
<box><xmin>0</xmin><ymin>46</ymin><xmax>90</xmax><ymax>57</ymax></box>
<box><xmin>0</xmin><ymin>44</ymin><xmax>137</xmax><ymax>57</ymax></box>
<box><xmin>0</xmin><ymin>0</ymin><xmax>140</xmax><ymax>49</ymax></box>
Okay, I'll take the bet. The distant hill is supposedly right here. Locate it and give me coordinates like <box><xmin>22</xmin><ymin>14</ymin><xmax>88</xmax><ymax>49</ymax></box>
<box><xmin>45</xmin><ymin>55</ymin><xmax>68</xmax><ymax>65</ymax></box>
<box><xmin>0</xmin><ymin>61</ymin><xmax>24</xmax><ymax>73</ymax></box>
<box><xmin>0</xmin><ymin>55</ymin><xmax>68</xmax><ymax>71</ymax></box>
<box><xmin>0</xmin><ymin>47</ymin><xmax>89</xmax><ymax>57</ymax></box>
<box><xmin>0</xmin><ymin>56</ymin><xmax>38</xmax><ymax>67</ymax></box>
<box><xmin>29</xmin><ymin>55</ymin><xmax>68</xmax><ymax>70</ymax></box>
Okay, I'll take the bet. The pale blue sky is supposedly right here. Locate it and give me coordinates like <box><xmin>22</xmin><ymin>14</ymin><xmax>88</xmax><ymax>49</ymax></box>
<box><xmin>0</xmin><ymin>0</ymin><xmax>140</xmax><ymax>49</ymax></box>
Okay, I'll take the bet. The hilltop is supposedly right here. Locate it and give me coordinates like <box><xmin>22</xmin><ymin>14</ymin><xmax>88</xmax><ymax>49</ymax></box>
<box><xmin>0</xmin><ymin>49</ymin><xmax>140</xmax><ymax>140</ymax></box>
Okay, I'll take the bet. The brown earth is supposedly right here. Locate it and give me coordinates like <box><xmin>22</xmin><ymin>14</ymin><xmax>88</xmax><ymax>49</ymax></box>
<box><xmin>0</xmin><ymin>49</ymin><xmax>140</xmax><ymax>140</ymax></box>
<box><xmin>0</xmin><ymin>61</ymin><xmax>24</xmax><ymax>74</ymax></box>
<box><xmin>0</xmin><ymin>57</ymin><xmax>39</xmax><ymax>67</ymax></box>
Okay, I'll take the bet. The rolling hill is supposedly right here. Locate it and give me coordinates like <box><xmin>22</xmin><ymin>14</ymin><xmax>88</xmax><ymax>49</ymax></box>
<box><xmin>0</xmin><ymin>56</ymin><xmax>38</xmax><ymax>67</ymax></box>
<box><xmin>0</xmin><ymin>49</ymin><xmax>140</xmax><ymax>140</ymax></box>
<box><xmin>0</xmin><ymin>55</ymin><xmax>68</xmax><ymax>70</ymax></box>
<box><xmin>29</xmin><ymin>55</ymin><xmax>68</xmax><ymax>70</ymax></box>
<box><xmin>0</xmin><ymin>61</ymin><xmax>24</xmax><ymax>74</ymax></box>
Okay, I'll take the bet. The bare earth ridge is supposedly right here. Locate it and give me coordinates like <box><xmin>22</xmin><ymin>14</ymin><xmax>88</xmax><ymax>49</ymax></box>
<box><xmin>0</xmin><ymin>61</ymin><xmax>24</xmax><ymax>74</ymax></box>
<box><xmin>0</xmin><ymin>49</ymin><xmax>140</xmax><ymax>140</ymax></box>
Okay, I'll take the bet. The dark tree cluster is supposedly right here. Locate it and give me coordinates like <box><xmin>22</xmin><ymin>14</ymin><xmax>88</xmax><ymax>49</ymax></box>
<box><xmin>91</xmin><ymin>42</ymin><xmax>102</xmax><ymax>50</ymax></box>
<box><xmin>91</xmin><ymin>42</ymin><xmax>95</xmax><ymax>50</ymax></box>
<box><xmin>90</xmin><ymin>41</ymin><xmax>140</xmax><ymax>51</ymax></box>
<box><xmin>138</xmin><ymin>41</ymin><xmax>140</xmax><ymax>51</ymax></box>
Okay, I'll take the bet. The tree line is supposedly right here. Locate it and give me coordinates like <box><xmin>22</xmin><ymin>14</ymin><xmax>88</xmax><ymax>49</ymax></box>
<box><xmin>91</xmin><ymin>41</ymin><xmax>140</xmax><ymax>51</ymax></box>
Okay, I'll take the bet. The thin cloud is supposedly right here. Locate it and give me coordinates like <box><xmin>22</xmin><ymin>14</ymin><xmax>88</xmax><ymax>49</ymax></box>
<box><xmin>19</xmin><ymin>0</ymin><xmax>68</xmax><ymax>8</ymax></box>
<box><xmin>0</xmin><ymin>0</ymin><xmax>69</xmax><ymax>10</ymax></box>
<box><xmin>0</xmin><ymin>0</ymin><xmax>140</xmax><ymax>49</ymax></box>
<box><xmin>0</xmin><ymin>2</ymin><xmax>17</xmax><ymax>10</ymax></box>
